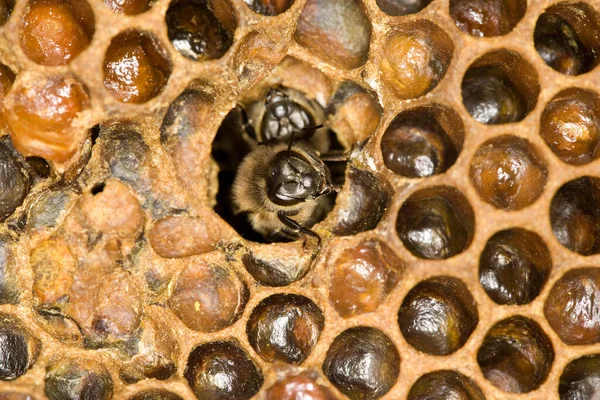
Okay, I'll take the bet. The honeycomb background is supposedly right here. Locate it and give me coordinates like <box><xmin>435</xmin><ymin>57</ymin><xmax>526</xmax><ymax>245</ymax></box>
<box><xmin>0</xmin><ymin>0</ymin><xmax>599</xmax><ymax>398</ymax></box>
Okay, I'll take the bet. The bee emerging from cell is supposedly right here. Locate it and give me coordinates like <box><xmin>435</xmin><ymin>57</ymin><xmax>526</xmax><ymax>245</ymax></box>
<box><xmin>215</xmin><ymin>86</ymin><xmax>347</xmax><ymax>247</ymax></box>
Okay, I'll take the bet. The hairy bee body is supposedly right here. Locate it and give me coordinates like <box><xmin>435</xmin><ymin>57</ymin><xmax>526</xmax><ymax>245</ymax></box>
<box><xmin>232</xmin><ymin>143</ymin><xmax>332</xmax><ymax>241</ymax></box>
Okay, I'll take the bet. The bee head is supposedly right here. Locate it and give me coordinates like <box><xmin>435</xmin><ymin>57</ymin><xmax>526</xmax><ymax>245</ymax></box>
<box><xmin>266</xmin><ymin>150</ymin><xmax>332</xmax><ymax>206</ymax></box>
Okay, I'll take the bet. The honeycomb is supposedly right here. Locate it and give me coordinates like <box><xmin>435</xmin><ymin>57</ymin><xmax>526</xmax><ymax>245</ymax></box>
<box><xmin>0</xmin><ymin>0</ymin><xmax>600</xmax><ymax>398</ymax></box>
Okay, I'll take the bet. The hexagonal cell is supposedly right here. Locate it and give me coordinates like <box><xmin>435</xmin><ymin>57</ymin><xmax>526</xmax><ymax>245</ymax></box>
<box><xmin>477</xmin><ymin>316</ymin><xmax>554</xmax><ymax>393</ymax></box>
<box><xmin>450</xmin><ymin>0</ymin><xmax>526</xmax><ymax>37</ymax></box>
<box><xmin>246</xmin><ymin>294</ymin><xmax>324</xmax><ymax>364</ymax></box>
<box><xmin>266</xmin><ymin>371</ymin><xmax>336</xmax><ymax>399</ymax></box>
<box><xmin>462</xmin><ymin>50</ymin><xmax>539</xmax><ymax>125</ymax></box>
<box><xmin>294</xmin><ymin>0</ymin><xmax>371</xmax><ymax>69</ymax></box>
<box><xmin>104</xmin><ymin>0</ymin><xmax>152</xmax><ymax>14</ymax></box>
<box><xmin>326</xmin><ymin>82</ymin><xmax>382</xmax><ymax>147</ymax></box>
<box><xmin>396</xmin><ymin>186</ymin><xmax>475</xmax><ymax>260</ymax></box>
<box><xmin>559</xmin><ymin>354</ymin><xmax>600</xmax><ymax>399</ymax></box>
<box><xmin>380</xmin><ymin>21</ymin><xmax>453</xmax><ymax>100</ymax></box>
<box><xmin>545</xmin><ymin>268</ymin><xmax>600</xmax><ymax>345</ymax></box>
<box><xmin>329</xmin><ymin>239</ymin><xmax>403</xmax><ymax>318</ymax></box>
<box><xmin>408</xmin><ymin>370</ymin><xmax>485</xmax><ymax>400</ymax></box>
<box><xmin>184</xmin><ymin>341</ymin><xmax>264</xmax><ymax>400</ymax></box>
<box><xmin>20</xmin><ymin>0</ymin><xmax>94</xmax><ymax>66</ymax></box>
<box><xmin>534</xmin><ymin>2</ymin><xmax>600</xmax><ymax>76</ymax></box>
<box><xmin>3</xmin><ymin>72</ymin><xmax>91</xmax><ymax>165</ymax></box>
<box><xmin>243</xmin><ymin>0</ymin><xmax>294</xmax><ymax>16</ymax></box>
<box><xmin>44</xmin><ymin>358</ymin><xmax>113</xmax><ymax>400</ymax></box>
<box><xmin>166</xmin><ymin>0</ymin><xmax>235</xmax><ymax>61</ymax></box>
<box><xmin>470</xmin><ymin>135</ymin><xmax>547</xmax><ymax>210</ymax></box>
<box><xmin>103</xmin><ymin>30</ymin><xmax>171</xmax><ymax>103</ymax></box>
<box><xmin>323</xmin><ymin>326</ymin><xmax>400</xmax><ymax>400</ymax></box>
<box><xmin>376</xmin><ymin>0</ymin><xmax>432</xmax><ymax>16</ymax></box>
<box><xmin>398</xmin><ymin>276</ymin><xmax>478</xmax><ymax>355</ymax></box>
<box><xmin>329</xmin><ymin>167</ymin><xmax>392</xmax><ymax>236</ymax></box>
<box><xmin>168</xmin><ymin>260</ymin><xmax>248</xmax><ymax>332</ymax></box>
<box><xmin>381</xmin><ymin>104</ymin><xmax>464</xmax><ymax>178</ymax></box>
<box><xmin>540</xmin><ymin>88</ymin><xmax>600</xmax><ymax>165</ymax></box>
<box><xmin>479</xmin><ymin>228</ymin><xmax>551</xmax><ymax>305</ymax></box>
<box><xmin>550</xmin><ymin>177</ymin><xmax>600</xmax><ymax>255</ymax></box>
<box><xmin>128</xmin><ymin>390</ymin><xmax>183</xmax><ymax>400</ymax></box>
<box><xmin>0</xmin><ymin>314</ymin><xmax>40</xmax><ymax>381</ymax></box>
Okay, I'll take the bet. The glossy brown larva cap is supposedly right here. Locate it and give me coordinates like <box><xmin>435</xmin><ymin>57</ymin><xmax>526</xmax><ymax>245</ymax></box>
<box><xmin>1</xmin><ymin>0</ymin><xmax>600</xmax><ymax>399</ymax></box>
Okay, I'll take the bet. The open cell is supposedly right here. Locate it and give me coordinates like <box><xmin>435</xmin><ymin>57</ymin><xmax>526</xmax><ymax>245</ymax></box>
<box><xmin>462</xmin><ymin>50</ymin><xmax>539</xmax><ymax>125</ymax></box>
<box><xmin>396</xmin><ymin>186</ymin><xmax>475</xmax><ymax>260</ymax></box>
<box><xmin>534</xmin><ymin>2</ymin><xmax>600</xmax><ymax>76</ymax></box>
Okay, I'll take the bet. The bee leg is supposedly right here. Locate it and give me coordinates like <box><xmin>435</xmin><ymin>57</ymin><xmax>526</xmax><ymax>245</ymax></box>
<box><xmin>236</xmin><ymin>104</ymin><xmax>258</xmax><ymax>142</ymax></box>
<box><xmin>320</xmin><ymin>151</ymin><xmax>349</xmax><ymax>162</ymax></box>
<box><xmin>277</xmin><ymin>211</ymin><xmax>322</xmax><ymax>251</ymax></box>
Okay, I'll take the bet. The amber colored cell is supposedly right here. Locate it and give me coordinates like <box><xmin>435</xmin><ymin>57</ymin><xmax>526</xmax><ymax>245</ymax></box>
<box><xmin>44</xmin><ymin>359</ymin><xmax>113</xmax><ymax>400</ymax></box>
<box><xmin>168</xmin><ymin>260</ymin><xmax>248</xmax><ymax>332</ymax></box>
<box><xmin>559</xmin><ymin>354</ymin><xmax>600</xmax><ymax>399</ymax></box>
<box><xmin>266</xmin><ymin>371</ymin><xmax>336</xmax><ymax>400</ymax></box>
<box><xmin>246</xmin><ymin>294</ymin><xmax>324</xmax><ymax>364</ymax></box>
<box><xmin>149</xmin><ymin>215</ymin><xmax>220</xmax><ymax>258</ymax></box>
<box><xmin>381</xmin><ymin>107</ymin><xmax>458</xmax><ymax>178</ymax></box>
<box><xmin>550</xmin><ymin>177</ymin><xmax>600</xmax><ymax>255</ymax></box>
<box><xmin>294</xmin><ymin>0</ymin><xmax>371</xmax><ymax>69</ymax></box>
<box><xmin>30</xmin><ymin>238</ymin><xmax>76</xmax><ymax>306</ymax></box>
<box><xmin>0</xmin><ymin>315</ymin><xmax>40</xmax><ymax>381</ymax></box>
<box><xmin>4</xmin><ymin>74</ymin><xmax>90</xmax><ymax>164</ymax></box>
<box><xmin>479</xmin><ymin>228</ymin><xmax>551</xmax><ymax>305</ymax></box>
<box><xmin>535</xmin><ymin>12</ymin><xmax>593</xmax><ymax>76</ymax></box>
<box><xmin>327</xmin><ymin>83</ymin><xmax>381</xmax><ymax>146</ymax></box>
<box><xmin>399</xmin><ymin>276</ymin><xmax>478</xmax><ymax>355</ymax></box>
<box><xmin>329</xmin><ymin>239</ymin><xmax>403</xmax><ymax>318</ymax></box>
<box><xmin>79</xmin><ymin>180</ymin><xmax>144</xmax><ymax>238</ymax></box>
<box><xmin>470</xmin><ymin>136</ymin><xmax>547</xmax><ymax>210</ymax></box>
<box><xmin>450</xmin><ymin>0</ymin><xmax>526</xmax><ymax>37</ymax></box>
<box><xmin>477</xmin><ymin>316</ymin><xmax>554</xmax><ymax>393</ymax></box>
<box><xmin>184</xmin><ymin>341</ymin><xmax>263</xmax><ymax>400</ymax></box>
<box><xmin>545</xmin><ymin>268</ymin><xmax>600</xmax><ymax>345</ymax></box>
<box><xmin>381</xmin><ymin>27</ymin><xmax>452</xmax><ymax>100</ymax></box>
<box><xmin>166</xmin><ymin>0</ymin><xmax>233</xmax><ymax>61</ymax></box>
<box><xmin>376</xmin><ymin>0</ymin><xmax>432</xmax><ymax>16</ymax></box>
<box><xmin>104</xmin><ymin>0</ymin><xmax>151</xmax><ymax>14</ymax></box>
<box><xmin>540</xmin><ymin>89</ymin><xmax>600</xmax><ymax>165</ymax></box>
<box><xmin>103</xmin><ymin>31</ymin><xmax>171</xmax><ymax>103</ymax></box>
<box><xmin>323</xmin><ymin>326</ymin><xmax>400</xmax><ymax>400</ymax></box>
<box><xmin>396</xmin><ymin>187</ymin><xmax>474</xmax><ymax>260</ymax></box>
<box><xmin>408</xmin><ymin>370</ymin><xmax>485</xmax><ymax>400</ymax></box>
<box><xmin>20</xmin><ymin>0</ymin><xmax>93</xmax><ymax>66</ymax></box>
<box><xmin>243</xmin><ymin>0</ymin><xmax>294</xmax><ymax>16</ymax></box>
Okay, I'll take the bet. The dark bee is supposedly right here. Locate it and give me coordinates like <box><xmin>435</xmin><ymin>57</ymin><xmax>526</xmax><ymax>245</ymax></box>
<box><xmin>241</xmin><ymin>87</ymin><xmax>330</xmax><ymax>152</ymax></box>
<box><xmin>231</xmin><ymin>87</ymin><xmax>339</xmax><ymax>245</ymax></box>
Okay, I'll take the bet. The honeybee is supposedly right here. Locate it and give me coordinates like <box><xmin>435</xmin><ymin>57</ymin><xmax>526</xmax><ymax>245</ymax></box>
<box><xmin>232</xmin><ymin>87</ymin><xmax>339</xmax><ymax>245</ymax></box>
